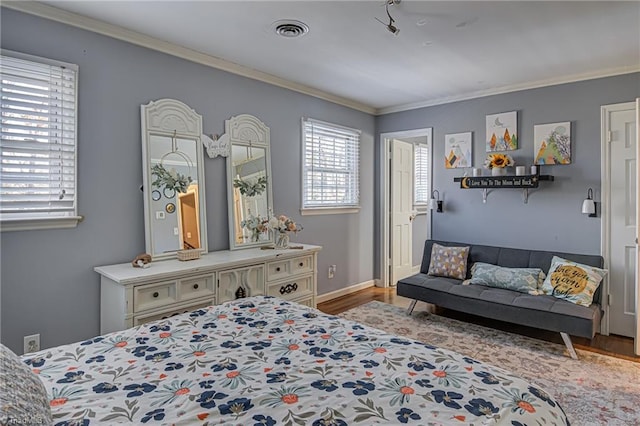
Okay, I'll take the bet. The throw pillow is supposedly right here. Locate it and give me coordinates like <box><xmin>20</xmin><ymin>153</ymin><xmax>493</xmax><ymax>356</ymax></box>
<box><xmin>541</xmin><ymin>256</ymin><xmax>607</xmax><ymax>306</ymax></box>
<box><xmin>427</xmin><ymin>243</ymin><xmax>470</xmax><ymax>280</ymax></box>
<box><xmin>467</xmin><ymin>262</ymin><xmax>545</xmax><ymax>295</ymax></box>
<box><xmin>0</xmin><ymin>344</ymin><xmax>52</xmax><ymax>425</ymax></box>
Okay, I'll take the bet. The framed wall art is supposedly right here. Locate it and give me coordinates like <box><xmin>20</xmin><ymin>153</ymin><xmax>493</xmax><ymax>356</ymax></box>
<box><xmin>534</xmin><ymin>122</ymin><xmax>571</xmax><ymax>165</ymax></box>
<box><xmin>486</xmin><ymin>111</ymin><xmax>517</xmax><ymax>151</ymax></box>
<box><xmin>444</xmin><ymin>132</ymin><xmax>472</xmax><ymax>168</ymax></box>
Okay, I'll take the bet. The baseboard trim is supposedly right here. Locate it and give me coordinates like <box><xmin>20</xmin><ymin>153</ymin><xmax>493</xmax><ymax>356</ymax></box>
<box><xmin>316</xmin><ymin>280</ymin><xmax>376</xmax><ymax>304</ymax></box>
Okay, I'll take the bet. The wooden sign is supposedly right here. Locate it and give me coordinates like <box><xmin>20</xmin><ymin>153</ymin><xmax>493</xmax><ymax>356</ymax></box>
<box><xmin>456</xmin><ymin>175</ymin><xmax>548</xmax><ymax>189</ymax></box>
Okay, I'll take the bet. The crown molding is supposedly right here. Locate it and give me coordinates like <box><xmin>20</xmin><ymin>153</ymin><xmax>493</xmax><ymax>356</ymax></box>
<box><xmin>5</xmin><ymin>2</ymin><xmax>638</xmax><ymax>117</ymax></box>
<box><xmin>376</xmin><ymin>65</ymin><xmax>640</xmax><ymax>115</ymax></box>
<box><xmin>3</xmin><ymin>1</ymin><xmax>377</xmax><ymax>115</ymax></box>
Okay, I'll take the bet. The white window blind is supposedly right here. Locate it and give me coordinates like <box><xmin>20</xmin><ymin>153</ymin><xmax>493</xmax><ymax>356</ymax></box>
<box><xmin>0</xmin><ymin>51</ymin><xmax>79</xmax><ymax>228</ymax></box>
<box><xmin>302</xmin><ymin>118</ymin><xmax>360</xmax><ymax>211</ymax></box>
<box><xmin>414</xmin><ymin>143</ymin><xmax>430</xmax><ymax>204</ymax></box>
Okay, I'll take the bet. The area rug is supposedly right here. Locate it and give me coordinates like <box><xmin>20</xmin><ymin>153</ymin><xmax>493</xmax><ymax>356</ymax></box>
<box><xmin>338</xmin><ymin>301</ymin><xmax>640</xmax><ymax>426</ymax></box>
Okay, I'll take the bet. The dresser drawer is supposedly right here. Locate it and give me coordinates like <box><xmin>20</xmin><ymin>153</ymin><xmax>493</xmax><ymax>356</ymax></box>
<box><xmin>133</xmin><ymin>298</ymin><xmax>215</xmax><ymax>326</ymax></box>
<box><xmin>268</xmin><ymin>275</ymin><xmax>313</xmax><ymax>301</ymax></box>
<box><xmin>133</xmin><ymin>281</ymin><xmax>178</xmax><ymax>312</ymax></box>
<box><xmin>179</xmin><ymin>274</ymin><xmax>215</xmax><ymax>302</ymax></box>
<box><xmin>294</xmin><ymin>296</ymin><xmax>315</xmax><ymax>308</ymax></box>
<box><xmin>267</xmin><ymin>255</ymin><xmax>313</xmax><ymax>281</ymax></box>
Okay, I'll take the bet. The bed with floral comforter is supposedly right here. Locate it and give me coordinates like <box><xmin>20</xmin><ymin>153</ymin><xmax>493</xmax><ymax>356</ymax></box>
<box><xmin>22</xmin><ymin>296</ymin><xmax>568</xmax><ymax>425</ymax></box>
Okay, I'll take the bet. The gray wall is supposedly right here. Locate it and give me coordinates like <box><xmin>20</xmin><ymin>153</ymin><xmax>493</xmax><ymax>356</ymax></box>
<box><xmin>377</xmin><ymin>72</ymin><xmax>640</xmax><ymax>277</ymax></box>
<box><xmin>0</xmin><ymin>9</ymin><xmax>375</xmax><ymax>353</ymax></box>
<box><xmin>412</xmin><ymin>214</ymin><xmax>428</xmax><ymax>266</ymax></box>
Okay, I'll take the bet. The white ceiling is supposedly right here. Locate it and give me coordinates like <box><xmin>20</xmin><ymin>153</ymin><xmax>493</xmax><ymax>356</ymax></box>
<box><xmin>17</xmin><ymin>1</ymin><xmax>640</xmax><ymax>114</ymax></box>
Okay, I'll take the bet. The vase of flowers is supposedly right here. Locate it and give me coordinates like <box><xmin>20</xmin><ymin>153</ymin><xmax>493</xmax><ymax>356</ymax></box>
<box><xmin>240</xmin><ymin>213</ymin><xmax>269</xmax><ymax>242</ymax></box>
<box><xmin>484</xmin><ymin>153</ymin><xmax>514</xmax><ymax>176</ymax></box>
<box><xmin>274</xmin><ymin>232</ymin><xmax>289</xmax><ymax>249</ymax></box>
<box><xmin>269</xmin><ymin>214</ymin><xmax>302</xmax><ymax>249</ymax></box>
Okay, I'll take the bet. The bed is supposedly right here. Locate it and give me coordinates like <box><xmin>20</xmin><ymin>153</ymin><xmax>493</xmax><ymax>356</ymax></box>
<box><xmin>17</xmin><ymin>296</ymin><xmax>568</xmax><ymax>425</ymax></box>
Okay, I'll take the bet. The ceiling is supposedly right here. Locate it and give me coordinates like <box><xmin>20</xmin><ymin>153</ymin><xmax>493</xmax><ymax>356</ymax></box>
<box><xmin>13</xmin><ymin>1</ymin><xmax>640</xmax><ymax>114</ymax></box>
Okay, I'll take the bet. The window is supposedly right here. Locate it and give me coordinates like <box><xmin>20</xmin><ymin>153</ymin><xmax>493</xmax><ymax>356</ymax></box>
<box><xmin>414</xmin><ymin>143</ymin><xmax>430</xmax><ymax>205</ymax></box>
<box><xmin>0</xmin><ymin>50</ymin><xmax>79</xmax><ymax>231</ymax></box>
<box><xmin>301</xmin><ymin>118</ymin><xmax>360</xmax><ymax>214</ymax></box>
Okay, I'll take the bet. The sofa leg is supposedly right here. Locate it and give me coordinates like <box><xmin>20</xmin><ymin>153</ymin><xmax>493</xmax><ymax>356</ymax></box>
<box><xmin>560</xmin><ymin>332</ymin><xmax>578</xmax><ymax>360</ymax></box>
<box><xmin>407</xmin><ymin>300</ymin><xmax>417</xmax><ymax>315</ymax></box>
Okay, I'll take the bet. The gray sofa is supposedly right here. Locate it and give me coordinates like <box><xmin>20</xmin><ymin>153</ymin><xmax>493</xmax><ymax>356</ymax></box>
<box><xmin>396</xmin><ymin>240</ymin><xmax>604</xmax><ymax>359</ymax></box>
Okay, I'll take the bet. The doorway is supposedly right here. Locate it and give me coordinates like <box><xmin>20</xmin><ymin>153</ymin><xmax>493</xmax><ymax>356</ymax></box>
<box><xmin>379</xmin><ymin>128</ymin><xmax>433</xmax><ymax>288</ymax></box>
<box><xmin>601</xmin><ymin>102</ymin><xmax>637</xmax><ymax>341</ymax></box>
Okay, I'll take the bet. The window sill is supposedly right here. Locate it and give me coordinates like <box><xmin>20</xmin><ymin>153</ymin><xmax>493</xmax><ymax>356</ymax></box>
<box><xmin>1</xmin><ymin>216</ymin><xmax>83</xmax><ymax>232</ymax></box>
<box><xmin>413</xmin><ymin>204</ymin><xmax>428</xmax><ymax>214</ymax></box>
<box><xmin>300</xmin><ymin>207</ymin><xmax>360</xmax><ymax>216</ymax></box>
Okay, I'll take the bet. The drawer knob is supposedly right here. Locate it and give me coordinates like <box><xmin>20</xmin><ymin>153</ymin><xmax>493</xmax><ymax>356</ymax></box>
<box><xmin>153</xmin><ymin>292</ymin><xmax>159</xmax><ymax>298</ymax></box>
<box><xmin>276</xmin><ymin>267</ymin><xmax>281</xmax><ymax>272</ymax></box>
<box><xmin>193</xmin><ymin>283</ymin><xmax>199</xmax><ymax>289</ymax></box>
<box><xmin>279</xmin><ymin>283</ymin><xmax>298</xmax><ymax>295</ymax></box>
<box><xmin>299</xmin><ymin>262</ymin><xmax>304</xmax><ymax>267</ymax></box>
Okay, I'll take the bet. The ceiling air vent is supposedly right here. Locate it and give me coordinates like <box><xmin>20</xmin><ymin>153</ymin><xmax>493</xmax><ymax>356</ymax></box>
<box><xmin>273</xmin><ymin>20</ymin><xmax>309</xmax><ymax>38</ymax></box>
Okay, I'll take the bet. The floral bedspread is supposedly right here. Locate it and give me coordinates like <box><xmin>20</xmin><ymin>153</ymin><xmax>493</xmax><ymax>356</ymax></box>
<box><xmin>23</xmin><ymin>296</ymin><xmax>569</xmax><ymax>425</ymax></box>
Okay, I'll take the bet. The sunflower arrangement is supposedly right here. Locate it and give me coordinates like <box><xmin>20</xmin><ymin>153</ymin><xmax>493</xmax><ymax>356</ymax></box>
<box><xmin>484</xmin><ymin>153</ymin><xmax>514</xmax><ymax>169</ymax></box>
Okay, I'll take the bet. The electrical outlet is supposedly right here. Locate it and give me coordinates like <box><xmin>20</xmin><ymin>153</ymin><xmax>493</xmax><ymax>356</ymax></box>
<box><xmin>328</xmin><ymin>265</ymin><xmax>336</xmax><ymax>279</ymax></box>
<box><xmin>23</xmin><ymin>334</ymin><xmax>40</xmax><ymax>354</ymax></box>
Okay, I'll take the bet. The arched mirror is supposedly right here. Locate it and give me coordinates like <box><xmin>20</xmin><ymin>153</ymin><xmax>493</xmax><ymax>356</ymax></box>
<box><xmin>141</xmin><ymin>99</ymin><xmax>208</xmax><ymax>260</ymax></box>
<box><xmin>226</xmin><ymin>114</ymin><xmax>273</xmax><ymax>250</ymax></box>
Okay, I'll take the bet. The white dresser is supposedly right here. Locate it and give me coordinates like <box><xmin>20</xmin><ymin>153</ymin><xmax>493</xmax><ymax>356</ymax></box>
<box><xmin>95</xmin><ymin>244</ymin><xmax>321</xmax><ymax>334</ymax></box>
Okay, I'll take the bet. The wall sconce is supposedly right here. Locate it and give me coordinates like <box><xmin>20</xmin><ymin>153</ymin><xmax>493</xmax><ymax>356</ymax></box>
<box><xmin>581</xmin><ymin>188</ymin><xmax>597</xmax><ymax>217</ymax></box>
<box><xmin>428</xmin><ymin>190</ymin><xmax>443</xmax><ymax>213</ymax></box>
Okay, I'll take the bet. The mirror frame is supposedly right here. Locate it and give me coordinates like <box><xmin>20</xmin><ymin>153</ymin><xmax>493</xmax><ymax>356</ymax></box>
<box><xmin>141</xmin><ymin>98</ymin><xmax>208</xmax><ymax>260</ymax></box>
<box><xmin>226</xmin><ymin>114</ymin><xmax>274</xmax><ymax>250</ymax></box>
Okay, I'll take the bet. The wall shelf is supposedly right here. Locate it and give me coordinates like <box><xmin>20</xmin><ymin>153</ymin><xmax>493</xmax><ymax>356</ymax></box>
<box><xmin>453</xmin><ymin>174</ymin><xmax>554</xmax><ymax>204</ymax></box>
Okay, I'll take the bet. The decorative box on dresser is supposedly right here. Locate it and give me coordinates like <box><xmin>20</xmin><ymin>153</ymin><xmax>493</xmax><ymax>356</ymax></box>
<box><xmin>95</xmin><ymin>244</ymin><xmax>321</xmax><ymax>334</ymax></box>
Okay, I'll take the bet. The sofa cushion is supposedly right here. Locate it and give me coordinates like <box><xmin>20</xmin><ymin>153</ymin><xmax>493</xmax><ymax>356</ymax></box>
<box><xmin>466</xmin><ymin>262</ymin><xmax>545</xmax><ymax>295</ymax></box>
<box><xmin>427</xmin><ymin>243</ymin><xmax>470</xmax><ymax>280</ymax></box>
<box><xmin>541</xmin><ymin>256</ymin><xmax>607</xmax><ymax>307</ymax></box>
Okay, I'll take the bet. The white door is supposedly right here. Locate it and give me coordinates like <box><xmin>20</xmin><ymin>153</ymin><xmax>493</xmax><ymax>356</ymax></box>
<box><xmin>606</xmin><ymin>103</ymin><xmax>637</xmax><ymax>337</ymax></box>
<box><xmin>390</xmin><ymin>139</ymin><xmax>413</xmax><ymax>286</ymax></box>
<box><xmin>636</xmin><ymin>98</ymin><xmax>640</xmax><ymax>355</ymax></box>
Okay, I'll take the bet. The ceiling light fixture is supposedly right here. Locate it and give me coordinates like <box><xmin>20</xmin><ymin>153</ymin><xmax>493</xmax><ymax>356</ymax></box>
<box><xmin>376</xmin><ymin>0</ymin><xmax>401</xmax><ymax>36</ymax></box>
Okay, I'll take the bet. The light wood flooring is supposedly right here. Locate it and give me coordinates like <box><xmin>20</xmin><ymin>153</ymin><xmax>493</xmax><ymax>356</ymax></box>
<box><xmin>317</xmin><ymin>286</ymin><xmax>639</xmax><ymax>362</ymax></box>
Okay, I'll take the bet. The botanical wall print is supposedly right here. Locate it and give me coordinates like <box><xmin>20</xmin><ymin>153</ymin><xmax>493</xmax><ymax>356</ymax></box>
<box><xmin>445</xmin><ymin>132</ymin><xmax>473</xmax><ymax>168</ymax></box>
<box><xmin>534</xmin><ymin>122</ymin><xmax>571</xmax><ymax>165</ymax></box>
<box><xmin>486</xmin><ymin>111</ymin><xmax>518</xmax><ymax>151</ymax></box>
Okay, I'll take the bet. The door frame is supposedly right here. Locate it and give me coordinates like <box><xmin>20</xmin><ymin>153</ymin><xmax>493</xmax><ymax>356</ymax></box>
<box><xmin>636</xmin><ymin>97</ymin><xmax>640</xmax><ymax>355</ymax></box>
<box><xmin>379</xmin><ymin>128</ymin><xmax>433</xmax><ymax>288</ymax></box>
<box><xmin>600</xmin><ymin>101</ymin><xmax>636</xmax><ymax>339</ymax></box>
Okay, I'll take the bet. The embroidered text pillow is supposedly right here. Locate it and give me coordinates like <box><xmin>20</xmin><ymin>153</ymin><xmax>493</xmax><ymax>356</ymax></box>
<box><xmin>427</xmin><ymin>243</ymin><xmax>470</xmax><ymax>280</ymax></box>
<box><xmin>466</xmin><ymin>262</ymin><xmax>545</xmax><ymax>295</ymax></box>
<box><xmin>541</xmin><ymin>256</ymin><xmax>607</xmax><ymax>306</ymax></box>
